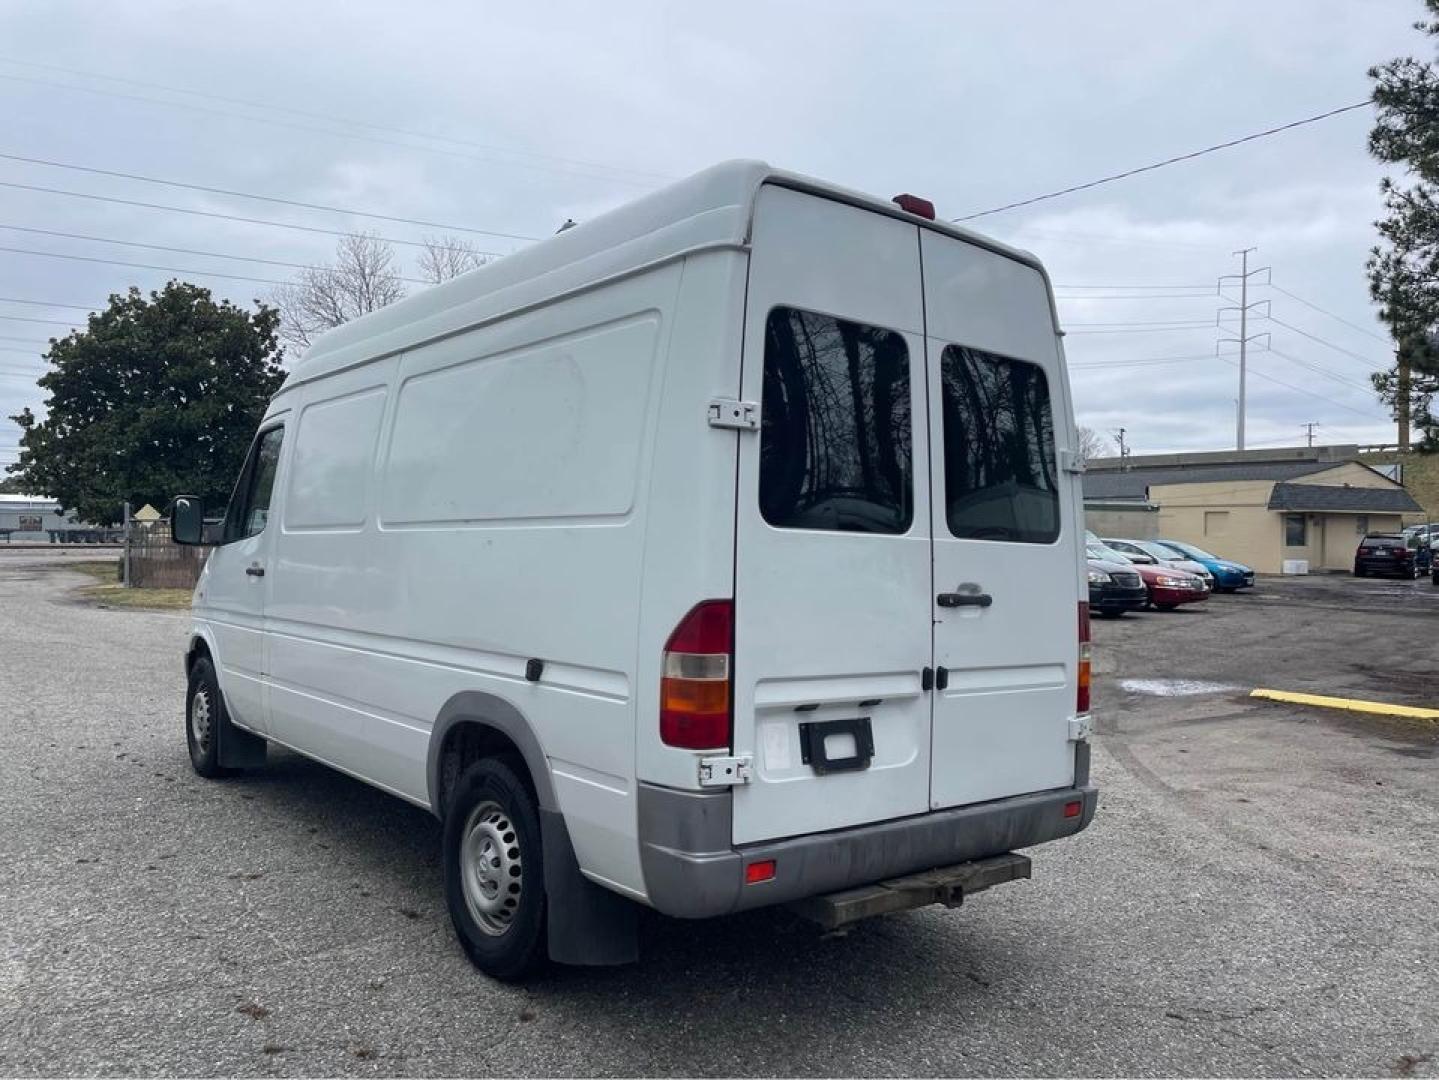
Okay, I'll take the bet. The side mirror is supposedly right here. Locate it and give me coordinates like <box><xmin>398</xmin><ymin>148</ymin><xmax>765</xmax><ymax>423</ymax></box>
<box><xmin>171</xmin><ymin>495</ymin><xmax>206</xmax><ymax>545</ymax></box>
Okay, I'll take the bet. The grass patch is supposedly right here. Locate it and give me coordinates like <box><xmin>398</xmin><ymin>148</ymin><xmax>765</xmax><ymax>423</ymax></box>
<box><xmin>54</xmin><ymin>559</ymin><xmax>192</xmax><ymax>609</ymax></box>
<box><xmin>63</xmin><ymin>559</ymin><xmax>122</xmax><ymax>582</ymax></box>
<box><xmin>80</xmin><ymin>581</ymin><xmax>193</xmax><ymax>611</ymax></box>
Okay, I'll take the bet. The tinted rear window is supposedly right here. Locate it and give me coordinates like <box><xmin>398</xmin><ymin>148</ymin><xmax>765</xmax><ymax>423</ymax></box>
<box><xmin>939</xmin><ymin>344</ymin><xmax>1059</xmax><ymax>544</ymax></box>
<box><xmin>759</xmin><ymin>306</ymin><xmax>913</xmax><ymax>534</ymax></box>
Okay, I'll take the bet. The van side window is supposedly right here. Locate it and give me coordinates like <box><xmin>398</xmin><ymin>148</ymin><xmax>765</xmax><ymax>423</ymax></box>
<box><xmin>760</xmin><ymin>306</ymin><xmax>912</xmax><ymax>534</ymax></box>
<box><xmin>225</xmin><ymin>426</ymin><xmax>284</xmax><ymax>542</ymax></box>
<box><xmin>939</xmin><ymin>345</ymin><xmax>1058</xmax><ymax>544</ymax></box>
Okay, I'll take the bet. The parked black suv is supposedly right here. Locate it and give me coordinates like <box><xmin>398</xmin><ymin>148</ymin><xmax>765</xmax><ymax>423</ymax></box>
<box><xmin>1353</xmin><ymin>534</ymin><xmax>1419</xmax><ymax>579</ymax></box>
<box><xmin>1088</xmin><ymin>558</ymin><xmax>1148</xmax><ymax>617</ymax></box>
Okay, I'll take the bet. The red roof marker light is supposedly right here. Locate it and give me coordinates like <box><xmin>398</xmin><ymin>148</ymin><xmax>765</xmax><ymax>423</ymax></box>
<box><xmin>892</xmin><ymin>193</ymin><xmax>936</xmax><ymax>220</ymax></box>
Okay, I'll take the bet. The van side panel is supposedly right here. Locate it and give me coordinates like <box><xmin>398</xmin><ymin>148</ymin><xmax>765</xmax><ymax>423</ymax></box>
<box><xmin>633</xmin><ymin>249</ymin><xmax>749</xmax><ymax>794</ymax></box>
<box><xmin>265</xmin><ymin>263</ymin><xmax>685</xmax><ymax>899</ymax></box>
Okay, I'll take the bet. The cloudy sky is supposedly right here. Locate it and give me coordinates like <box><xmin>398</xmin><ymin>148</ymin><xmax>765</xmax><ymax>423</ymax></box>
<box><xmin>0</xmin><ymin>0</ymin><xmax>1428</xmax><ymax>470</ymax></box>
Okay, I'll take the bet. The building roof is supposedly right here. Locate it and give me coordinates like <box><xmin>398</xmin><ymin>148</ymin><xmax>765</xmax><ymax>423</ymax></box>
<box><xmin>1083</xmin><ymin>460</ymin><xmax>1337</xmax><ymax>501</ymax></box>
<box><xmin>1267</xmin><ymin>482</ymin><xmax>1422</xmax><ymax>513</ymax></box>
<box><xmin>0</xmin><ymin>493</ymin><xmax>57</xmax><ymax>506</ymax></box>
<box><xmin>280</xmin><ymin>160</ymin><xmax>1049</xmax><ymax>393</ymax></box>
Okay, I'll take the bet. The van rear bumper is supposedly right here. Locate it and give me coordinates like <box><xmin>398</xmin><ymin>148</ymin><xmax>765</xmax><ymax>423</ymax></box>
<box><xmin>637</xmin><ymin>757</ymin><xmax>1098</xmax><ymax>920</ymax></box>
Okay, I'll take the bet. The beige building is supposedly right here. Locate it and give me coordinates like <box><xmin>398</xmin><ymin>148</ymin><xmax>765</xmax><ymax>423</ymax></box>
<box><xmin>1083</xmin><ymin>447</ymin><xmax>1424</xmax><ymax>574</ymax></box>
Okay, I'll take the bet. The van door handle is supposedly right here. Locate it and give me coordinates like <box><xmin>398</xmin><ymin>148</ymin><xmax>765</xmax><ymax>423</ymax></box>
<box><xmin>245</xmin><ymin>564</ymin><xmax>265</xmax><ymax>577</ymax></box>
<box><xmin>937</xmin><ymin>591</ymin><xmax>990</xmax><ymax>608</ymax></box>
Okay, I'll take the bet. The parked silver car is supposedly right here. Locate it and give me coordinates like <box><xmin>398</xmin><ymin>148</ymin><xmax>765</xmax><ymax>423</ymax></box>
<box><xmin>1102</xmin><ymin>538</ymin><xmax>1216</xmax><ymax>590</ymax></box>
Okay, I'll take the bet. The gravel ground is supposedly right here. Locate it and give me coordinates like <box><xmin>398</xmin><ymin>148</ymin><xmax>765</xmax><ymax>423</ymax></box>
<box><xmin>0</xmin><ymin>551</ymin><xmax>1436</xmax><ymax>1077</ymax></box>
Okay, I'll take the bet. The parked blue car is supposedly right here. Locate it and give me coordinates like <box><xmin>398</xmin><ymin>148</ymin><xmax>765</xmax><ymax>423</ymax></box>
<box><xmin>1151</xmin><ymin>540</ymin><xmax>1255</xmax><ymax>592</ymax></box>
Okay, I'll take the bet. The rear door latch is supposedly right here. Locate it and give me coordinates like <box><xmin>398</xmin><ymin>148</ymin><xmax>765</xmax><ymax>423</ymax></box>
<box><xmin>707</xmin><ymin>398</ymin><xmax>759</xmax><ymax>431</ymax></box>
<box><xmin>698</xmin><ymin>755</ymin><xmax>753</xmax><ymax>787</ymax></box>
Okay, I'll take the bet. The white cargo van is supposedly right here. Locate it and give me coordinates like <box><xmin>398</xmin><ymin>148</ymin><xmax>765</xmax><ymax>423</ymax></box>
<box><xmin>170</xmin><ymin>160</ymin><xmax>1097</xmax><ymax>979</ymax></box>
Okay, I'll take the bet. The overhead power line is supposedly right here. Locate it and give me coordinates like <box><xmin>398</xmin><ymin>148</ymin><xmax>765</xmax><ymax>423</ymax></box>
<box><xmin>1065</xmin><ymin>318</ymin><xmax>1220</xmax><ymax>328</ymax></box>
<box><xmin>1268</xmin><ymin>284</ymin><xmax>1391</xmax><ymax>344</ymax></box>
<box><xmin>0</xmin><ymin>296</ymin><xmax>103</xmax><ymax>311</ymax></box>
<box><xmin>0</xmin><ymin>223</ymin><xmax>433</xmax><ymax>285</ymax></box>
<box><xmin>1218</xmin><ymin>354</ymin><xmax>1378</xmax><ymax>419</ymax></box>
<box><xmin>0</xmin><ymin>62</ymin><xmax>671</xmax><ymax>188</ymax></box>
<box><xmin>1055</xmin><ymin>282</ymin><xmax>1214</xmax><ymax>290</ymax></box>
<box><xmin>955</xmin><ymin>100</ymin><xmax>1372</xmax><ymax>221</ymax></box>
<box><xmin>0</xmin><ymin>314</ymin><xmax>76</xmax><ymax>327</ymax></box>
<box><xmin>1268</xmin><ymin>315</ymin><xmax>1383</xmax><ymax>368</ymax></box>
<box><xmin>0</xmin><ymin>151</ymin><xmax>542</xmax><ymax>242</ymax></box>
<box><xmin>1055</xmin><ymin>292</ymin><xmax>1219</xmax><ymax>300</ymax></box>
<box><xmin>0</xmin><ymin>244</ymin><xmax>286</xmax><ymax>285</ymax></box>
<box><xmin>0</xmin><ymin>179</ymin><xmax>505</xmax><ymax>254</ymax></box>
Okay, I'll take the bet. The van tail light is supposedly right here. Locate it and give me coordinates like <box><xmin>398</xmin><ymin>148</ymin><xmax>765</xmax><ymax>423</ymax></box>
<box><xmin>660</xmin><ymin>600</ymin><xmax>733</xmax><ymax>750</ymax></box>
<box><xmin>1077</xmin><ymin>602</ymin><xmax>1092</xmax><ymax>715</ymax></box>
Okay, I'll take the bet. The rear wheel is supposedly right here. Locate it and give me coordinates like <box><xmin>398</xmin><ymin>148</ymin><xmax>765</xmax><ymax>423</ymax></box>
<box><xmin>443</xmin><ymin>757</ymin><xmax>546</xmax><ymax>981</ymax></box>
<box><xmin>1354</xmin><ymin>566</ymin><xmax>1366</xmax><ymax>578</ymax></box>
<box><xmin>1155</xmin><ymin>603</ymin><xmax>1178</xmax><ymax>611</ymax></box>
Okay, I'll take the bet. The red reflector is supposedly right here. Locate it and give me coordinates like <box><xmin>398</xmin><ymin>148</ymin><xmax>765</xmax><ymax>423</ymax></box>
<box><xmin>892</xmin><ymin>193</ymin><xmax>936</xmax><ymax>220</ymax></box>
<box><xmin>745</xmin><ymin>860</ymin><xmax>776</xmax><ymax>884</ymax></box>
<box><xmin>1063</xmin><ymin>800</ymin><xmax>1082</xmax><ymax>819</ymax></box>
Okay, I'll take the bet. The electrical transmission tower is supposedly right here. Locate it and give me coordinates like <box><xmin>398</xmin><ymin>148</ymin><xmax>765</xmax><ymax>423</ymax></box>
<box><xmin>1218</xmin><ymin>248</ymin><xmax>1271</xmax><ymax>452</ymax></box>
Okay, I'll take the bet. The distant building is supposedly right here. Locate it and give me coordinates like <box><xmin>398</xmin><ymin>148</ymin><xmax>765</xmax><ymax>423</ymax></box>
<box><xmin>1082</xmin><ymin>445</ymin><xmax>1423</xmax><ymax>574</ymax></box>
<box><xmin>0</xmin><ymin>494</ymin><xmax>112</xmax><ymax>542</ymax></box>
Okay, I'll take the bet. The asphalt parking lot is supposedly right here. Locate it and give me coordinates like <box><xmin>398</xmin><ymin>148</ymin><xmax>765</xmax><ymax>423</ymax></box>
<box><xmin>1</xmin><ymin>551</ymin><xmax>1436</xmax><ymax>1077</ymax></box>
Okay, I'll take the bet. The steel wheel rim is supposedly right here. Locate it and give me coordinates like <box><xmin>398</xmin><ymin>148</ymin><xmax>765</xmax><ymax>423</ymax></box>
<box><xmin>190</xmin><ymin>688</ymin><xmax>212</xmax><ymax>753</ymax></box>
<box><xmin>459</xmin><ymin>800</ymin><xmax>523</xmax><ymax>936</ymax></box>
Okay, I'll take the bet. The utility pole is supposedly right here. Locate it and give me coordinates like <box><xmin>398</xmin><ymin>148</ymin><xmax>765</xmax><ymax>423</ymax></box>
<box><xmin>1113</xmin><ymin>427</ymin><xmax>1130</xmax><ymax>469</ymax></box>
<box><xmin>1218</xmin><ymin>249</ymin><xmax>1271</xmax><ymax>453</ymax></box>
<box><xmin>1302</xmin><ymin>422</ymin><xmax>1319</xmax><ymax>448</ymax></box>
<box><xmin>1396</xmin><ymin>342</ymin><xmax>1411</xmax><ymax>452</ymax></box>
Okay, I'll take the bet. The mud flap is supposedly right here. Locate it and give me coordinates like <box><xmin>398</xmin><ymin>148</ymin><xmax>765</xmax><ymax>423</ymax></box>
<box><xmin>541</xmin><ymin>809</ymin><xmax>639</xmax><ymax>966</ymax></box>
<box><xmin>216</xmin><ymin>713</ymin><xmax>267</xmax><ymax>769</ymax></box>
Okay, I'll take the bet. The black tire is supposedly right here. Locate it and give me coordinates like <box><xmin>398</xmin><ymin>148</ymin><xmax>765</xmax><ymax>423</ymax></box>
<box><xmin>443</xmin><ymin>757</ymin><xmax>546</xmax><ymax>981</ymax></box>
<box><xmin>185</xmin><ymin>657</ymin><xmax>231</xmax><ymax>779</ymax></box>
<box><xmin>1354</xmin><ymin>566</ymin><xmax>1366</xmax><ymax>578</ymax></box>
<box><xmin>1095</xmin><ymin>609</ymin><xmax>1124</xmax><ymax>619</ymax></box>
<box><xmin>1155</xmin><ymin>603</ymin><xmax>1178</xmax><ymax>611</ymax></box>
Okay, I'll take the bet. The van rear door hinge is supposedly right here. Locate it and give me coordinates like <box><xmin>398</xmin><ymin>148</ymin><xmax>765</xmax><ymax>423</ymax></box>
<box><xmin>698</xmin><ymin>754</ymin><xmax>753</xmax><ymax>787</ymax></box>
<box><xmin>1059</xmin><ymin>449</ymin><xmax>1086</xmax><ymax>475</ymax></box>
<box><xmin>708</xmin><ymin>398</ymin><xmax>759</xmax><ymax>431</ymax></box>
<box><xmin>1068</xmin><ymin>716</ymin><xmax>1092</xmax><ymax>742</ymax></box>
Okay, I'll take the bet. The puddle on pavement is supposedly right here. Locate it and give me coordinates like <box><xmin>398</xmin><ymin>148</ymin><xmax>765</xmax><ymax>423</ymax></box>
<box><xmin>1119</xmin><ymin>678</ymin><xmax>1241</xmax><ymax>697</ymax></box>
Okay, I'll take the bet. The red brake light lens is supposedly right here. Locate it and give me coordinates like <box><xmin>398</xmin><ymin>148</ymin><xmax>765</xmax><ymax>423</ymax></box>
<box><xmin>660</xmin><ymin>600</ymin><xmax>733</xmax><ymax>750</ymax></box>
<box><xmin>1077</xmin><ymin>601</ymin><xmax>1091</xmax><ymax>715</ymax></box>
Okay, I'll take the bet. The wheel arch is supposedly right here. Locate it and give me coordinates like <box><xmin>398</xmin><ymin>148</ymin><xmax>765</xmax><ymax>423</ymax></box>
<box><xmin>428</xmin><ymin>691</ymin><xmax>557</xmax><ymax>820</ymax></box>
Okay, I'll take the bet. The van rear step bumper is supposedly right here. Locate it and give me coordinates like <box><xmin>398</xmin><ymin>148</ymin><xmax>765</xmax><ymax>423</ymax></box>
<box><xmin>637</xmin><ymin>769</ymin><xmax>1097</xmax><ymax>920</ymax></box>
<box><xmin>787</xmin><ymin>851</ymin><xmax>1031</xmax><ymax>931</ymax></box>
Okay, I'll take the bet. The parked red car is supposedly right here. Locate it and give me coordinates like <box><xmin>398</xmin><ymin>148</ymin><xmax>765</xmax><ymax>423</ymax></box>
<box><xmin>1087</xmin><ymin>542</ymin><xmax>1210</xmax><ymax>611</ymax></box>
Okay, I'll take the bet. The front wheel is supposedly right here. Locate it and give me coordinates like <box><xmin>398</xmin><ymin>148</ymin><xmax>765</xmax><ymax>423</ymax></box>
<box><xmin>186</xmin><ymin>658</ymin><xmax>231</xmax><ymax>779</ymax></box>
<box><xmin>444</xmin><ymin>758</ymin><xmax>546</xmax><ymax>981</ymax></box>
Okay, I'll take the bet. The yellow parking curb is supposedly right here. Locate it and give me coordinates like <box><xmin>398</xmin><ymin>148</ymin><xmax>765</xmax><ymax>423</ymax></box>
<box><xmin>1250</xmin><ymin>688</ymin><xmax>1439</xmax><ymax>721</ymax></box>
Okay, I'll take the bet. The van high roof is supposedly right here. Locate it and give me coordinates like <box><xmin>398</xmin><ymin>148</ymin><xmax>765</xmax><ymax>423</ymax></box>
<box><xmin>283</xmin><ymin>159</ymin><xmax>1047</xmax><ymax>392</ymax></box>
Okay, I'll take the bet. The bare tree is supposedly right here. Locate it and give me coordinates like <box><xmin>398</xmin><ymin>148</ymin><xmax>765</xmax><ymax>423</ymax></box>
<box><xmin>417</xmin><ymin>235</ymin><xmax>489</xmax><ymax>284</ymax></box>
<box><xmin>274</xmin><ymin>233</ymin><xmax>406</xmax><ymax>352</ymax></box>
<box><xmin>1075</xmin><ymin>425</ymin><xmax>1106</xmax><ymax>463</ymax></box>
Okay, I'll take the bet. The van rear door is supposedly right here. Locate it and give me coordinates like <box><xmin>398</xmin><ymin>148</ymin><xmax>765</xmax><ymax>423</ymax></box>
<box><xmin>730</xmin><ymin>184</ymin><xmax>933</xmax><ymax>845</ymax></box>
<box><xmin>920</xmin><ymin>230</ymin><xmax>1081</xmax><ymax>809</ymax></box>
